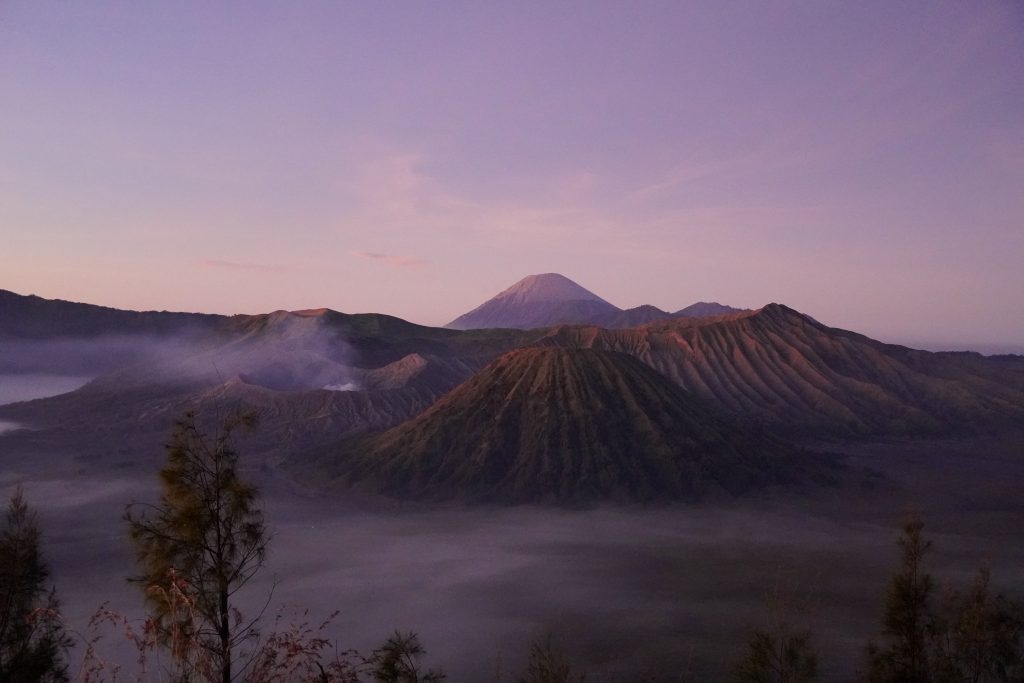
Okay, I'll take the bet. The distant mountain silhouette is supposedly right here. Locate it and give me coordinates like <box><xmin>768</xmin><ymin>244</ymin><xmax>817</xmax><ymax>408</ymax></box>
<box><xmin>588</xmin><ymin>304</ymin><xmax>675</xmax><ymax>328</ymax></box>
<box><xmin>0</xmin><ymin>288</ymin><xmax>221</xmax><ymax>338</ymax></box>
<box><xmin>328</xmin><ymin>347</ymin><xmax>819</xmax><ymax>502</ymax></box>
<box><xmin>590</xmin><ymin>302</ymin><xmax>743</xmax><ymax>327</ymax></box>
<box><xmin>674</xmin><ymin>301</ymin><xmax>742</xmax><ymax>317</ymax></box>
<box><xmin>445</xmin><ymin>274</ymin><xmax>744</xmax><ymax>330</ymax></box>
<box><xmin>0</xmin><ymin>289</ymin><xmax>225</xmax><ymax>373</ymax></box>
<box><xmin>445</xmin><ymin>273</ymin><xmax>620</xmax><ymax>330</ymax></box>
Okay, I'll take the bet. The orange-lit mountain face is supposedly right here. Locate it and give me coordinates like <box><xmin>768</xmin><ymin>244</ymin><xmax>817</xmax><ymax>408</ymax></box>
<box><xmin>535</xmin><ymin>304</ymin><xmax>1024</xmax><ymax>436</ymax></box>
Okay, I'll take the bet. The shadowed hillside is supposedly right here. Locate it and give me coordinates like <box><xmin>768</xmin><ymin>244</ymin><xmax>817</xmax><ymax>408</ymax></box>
<box><xmin>0</xmin><ymin>289</ymin><xmax>225</xmax><ymax>373</ymax></box>
<box><xmin>0</xmin><ymin>289</ymin><xmax>223</xmax><ymax>339</ymax></box>
<box><xmin>0</xmin><ymin>307</ymin><xmax>541</xmax><ymax>458</ymax></box>
<box><xmin>320</xmin><ymin>347</ymin><xmax>824</xmax><ymax>502</ymax></box>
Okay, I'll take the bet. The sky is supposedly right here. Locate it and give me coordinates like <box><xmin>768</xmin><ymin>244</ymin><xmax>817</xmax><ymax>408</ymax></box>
<box><xmin>1</xmin><ymin>1</ymin><xmax>1022</xmax><ymax>350</ymax></box>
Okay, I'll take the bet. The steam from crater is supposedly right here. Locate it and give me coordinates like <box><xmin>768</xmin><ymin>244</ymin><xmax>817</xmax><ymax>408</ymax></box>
<box><xmin>323</xmin><ymin>381</ymin><xmax>362</xmax><ymax>392</ymax></box>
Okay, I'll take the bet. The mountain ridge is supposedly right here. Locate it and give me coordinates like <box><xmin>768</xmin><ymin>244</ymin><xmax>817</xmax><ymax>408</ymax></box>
<box><xmin>0</xmin><ymin>288</ymin><xmax>223</xmax><ymax>338</ymax></box>
<box><xmin>319</xmin><ymin>347</ymin><xmax>822</xmax><ymax>502</ymax></box>
<box><xmin>534</xmin><ymin>303</ymin><xmax>1024</xmax><ymax>435</ymax></box>
<box><xmin>3</xmin><ymin>287</ymin><xmax>1023</xmax><ymax>463</ymax></box>
<box><xmin>445</xmin><ymin>274</ymin><xmax>746</xmax><ymax>330</ymax></box>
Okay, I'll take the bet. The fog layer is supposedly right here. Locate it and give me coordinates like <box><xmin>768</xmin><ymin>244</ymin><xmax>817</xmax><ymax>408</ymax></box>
<box><xmin>1</xmin><ymin>437</ymin><xmax>1021</xmax><ymax>681</ymax></box>
<box><xmin>0</xmin><ymin>374</ymin><xmax>93</xmax><ymax>405</ymax></box>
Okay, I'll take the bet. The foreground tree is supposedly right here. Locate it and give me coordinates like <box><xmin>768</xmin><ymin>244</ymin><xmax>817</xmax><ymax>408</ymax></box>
<box><xmin>735</xmin><ymin>575</ymin><xmax>818</xmax><ymax>683</ymax></box>
<box><xmin>930</xmin><ymin>568</ymin><xmax>1024</xmax><ymax>683</ymax></box>
<box><xmin>865</xmin><ymin>512</ymin><xmax>934</xmax><ymax>683</ymax></box>
<box><xmin>0</xmin><ymin>487</ymin><xmax>70</xmax><ymax>682</ymax></box>
<box><xmin>735</xmin><ymin>631</ymin><xmax>817</xmax><ymax>683</ymax></box>
<box><xmin>517</xmin><ymin>635</ymin><xmax>584</xmax><ymax>683</ymax></box>
<box><xmin>125</xmin><ymin>411</ymin><xmax>269</xmax><ymax>683</ymax></box>
<box><xmin>369</xmin><ymin>631</ymin><xmax>446</xmax><ymax>683</ymax></box>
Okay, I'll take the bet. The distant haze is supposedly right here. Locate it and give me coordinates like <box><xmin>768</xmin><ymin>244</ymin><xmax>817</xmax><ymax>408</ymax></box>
<box><xmin>2</xmin><ymin>2</ymin><xmax>1022</xmax><ymax>348</ymax></box>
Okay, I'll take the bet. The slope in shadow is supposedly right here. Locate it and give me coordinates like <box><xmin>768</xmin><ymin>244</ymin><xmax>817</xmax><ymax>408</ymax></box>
<box><xmin>323</xmin><ymin>347</ymin><xmax>828</xmax><ymax>503</ymax></box>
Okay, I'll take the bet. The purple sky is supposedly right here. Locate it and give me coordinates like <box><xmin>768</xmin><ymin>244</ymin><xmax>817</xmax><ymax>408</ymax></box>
<box><xmin>2</xmin><ymin>2</ymin><xmax>1022</xmax><ymax>349</ymax></box>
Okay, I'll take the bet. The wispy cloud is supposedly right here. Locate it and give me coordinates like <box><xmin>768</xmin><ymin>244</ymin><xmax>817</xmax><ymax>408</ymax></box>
<box><xmin>333</xmin><ymin>147</ymin><xmax>609</xmax><ymax>253</ymax></box>
<box><xmin>199</xmin><ymin>259</ymin><xmax>291</xmax><ymax>273</ymax></box>
<box><xmin>351</xmin><ymin>251</ymin><xmax>428</xmax><ymax>268</ymax></box>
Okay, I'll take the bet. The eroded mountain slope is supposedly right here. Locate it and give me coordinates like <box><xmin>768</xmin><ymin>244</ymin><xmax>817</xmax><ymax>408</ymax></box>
<box><xmin>324</xmin><ymin>348</ymin><xmax>823</xmax><ymax>502</ymax></box>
